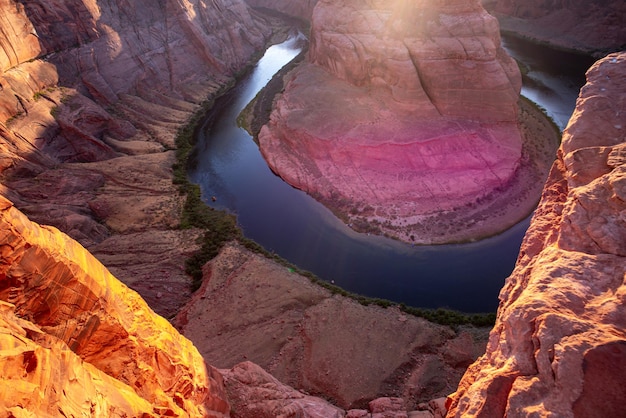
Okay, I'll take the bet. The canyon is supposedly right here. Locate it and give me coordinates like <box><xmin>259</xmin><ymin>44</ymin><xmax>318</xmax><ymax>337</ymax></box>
<box><xmin>0</xmin><ymin>0</ymin><xmax>624</xmax><ymax>417</ymax></box>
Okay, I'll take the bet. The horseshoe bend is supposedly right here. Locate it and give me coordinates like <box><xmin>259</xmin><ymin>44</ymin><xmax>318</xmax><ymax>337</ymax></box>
<box><xmin>259</xmin><ymin>0</ymin><xmax>553</xmax><ymax>244</ymax></box>
<box><xmin>0</xmin><ymin>0</ymin><xmax>625</xmax><ymax>417</ymax></box>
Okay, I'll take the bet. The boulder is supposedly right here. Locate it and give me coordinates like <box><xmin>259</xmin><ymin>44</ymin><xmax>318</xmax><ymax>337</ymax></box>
<box><xmin>222</xmin><ymin>361</ymin><xmax>344</xmax><ymax>417</ymax></box>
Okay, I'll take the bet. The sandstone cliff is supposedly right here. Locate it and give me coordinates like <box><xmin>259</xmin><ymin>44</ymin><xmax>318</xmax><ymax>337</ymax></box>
<box><xmin>0</xmin><ymin>195</ymin><xmax>230</xmax><ymax>417</ymax></box>
<box><xmin>258</xmin><ymin>0</ymin><xmax>558</xmax><ymax>244</ymax></box>
<box><xmin>175</xmin><ymin>242</ymin><xmax>490</xmax><ymax>412</ymax></box>
<box><xmin>482</xmin><ymin>0</ymin><xmax>626</xmax><ymax>55</ymax></box>
<box><xmin>0</xmin><ymin>0</ymin><xmax>273</xmax><ymax>316</ymax></box>
<box><xmin>446</xmin><ymin>52</ymin><xmax>626</xmax><ymax>417</ymax></box>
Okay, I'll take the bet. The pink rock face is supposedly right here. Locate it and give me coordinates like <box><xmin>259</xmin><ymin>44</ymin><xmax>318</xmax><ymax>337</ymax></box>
<box><xmin>259</xmin><ymin>0</ymin><xmax>526</xmax><ymax>243</ymax></box>
<box><xmin>446</xmin><ymin>52</ymin><xmax>626</xmax><ymax>417</ymax></box>
<box><xmin>0</xmin><ymin>0</ymin><xmax>42</xmax><ymax>72</ymax></box>
<box><xmin>222</xmin><ymin>361</ymin><xmax>344</xmax><ymax>418</ymax></box>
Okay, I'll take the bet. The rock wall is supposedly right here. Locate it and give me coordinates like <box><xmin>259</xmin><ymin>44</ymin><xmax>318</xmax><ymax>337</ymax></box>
<box><xmin>175</xmin><ymin>242</ymin><xmax>490</xmax><ymax>412</ymax></box>
<box><xmin>482</xmin><ymin>0</ymin><xmax>626</xmax><ymax>54</ymax></box>
<box><xmin>446</xmin><ymin>52</ymin><xmax>626</xmax><ymax>417</ymax></box>
<box><xmin>308</xmin><ymin>0</ymin><xmax>521</xmax><ymax>120</ymax></box>
<box><xmin>0</xmin><ymin>195</ymin><xmax>230</xmax><ymax>417</ymax></box>
<box><xmin>258</xmin><ymin>0</ymin><xmax>557</xmax><ymax>244</ymax></box>
<box><xmin>0</xmin><ymin>0</ymin><xmax>272</xmax><ymax>316</ymax></box>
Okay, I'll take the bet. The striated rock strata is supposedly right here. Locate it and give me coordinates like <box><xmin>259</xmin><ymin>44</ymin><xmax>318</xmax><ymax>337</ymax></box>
<box><xmin>258</xmin><ymin>0</ymin><xmax>555</xmax><ymax>244</ymax></box>
<box><xmin>447</xmin><ymin>52</ymin><xmax>626</xmax><ymax>417</ymax></box>
<box><xmin>483</xmin><ymin>0</ymin><xmax>626</xmax><ymax>55</ymax></box>
<box><xmin>0</xmin><ymin>0</ymin><xmax>274</xmax><ymax>316</ymax></box>
<box><xmin>0</xmin><ymin>195</ymin><xmax>229</xmax><ymax>417</ymax></box>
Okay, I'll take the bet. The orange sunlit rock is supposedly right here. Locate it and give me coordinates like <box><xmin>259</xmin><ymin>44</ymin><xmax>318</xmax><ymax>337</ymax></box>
<box><xmin>0</xmin><ymin>195</ymin><xmax>230</xmax><ymax>417</ymax></box>
<box><xmin>446</xmin><ymin>52</ymin><xmax>626</xmax><ymax>417</ymax></box>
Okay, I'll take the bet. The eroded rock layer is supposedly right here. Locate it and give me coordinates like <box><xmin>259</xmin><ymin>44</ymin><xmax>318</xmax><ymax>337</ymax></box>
<box><xmin>0</xmin><ymin>0</ymin><xmax>273</xmax><ymax>316</ymax></box>
<box><xmin>446</xmin><ymin>52</ymin><xmax>626</xmax><ymax>417</ymax></box>
<box><xmin>245</xmin><ymin>0</ymin><xmax>318</xmax><ymax>20</ymax></box>
<box><xmin>0</xmin><ymin>195</ymin><xmax>230</xmax><ymax>417</ymax></box>
<box><xmin>175</xmin><ymin>242</ymin><xmax>490</xmax><ymax>411</ymax></box>
<box><xmin>258</xmin><ymin>0</ymin><xmax>548</xmax><ymax>244</ymax></box>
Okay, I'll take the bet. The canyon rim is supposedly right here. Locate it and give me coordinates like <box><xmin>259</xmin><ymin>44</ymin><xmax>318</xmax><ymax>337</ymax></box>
<box><xmin>0</xmin><ymin>0</ymin><xmax>624</xmax><ymax>416</ymax></box>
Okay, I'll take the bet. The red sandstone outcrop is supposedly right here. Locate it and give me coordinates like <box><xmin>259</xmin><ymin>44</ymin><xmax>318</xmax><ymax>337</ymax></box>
<box><xmin>446</xmin><ymin>52</ymin><xmax>626</xmax><ymax>417</ymax></box>
<box><xmin>0</xmin><ymin>195</ymin><xmax>230</xmax><ymax>416</ymax></box>
<box><xmin>483</xmin><ymin>0</ymin><xmax>626</xmax><ymax>55</ymax></box>
<box><xmin>222</xmin><ymin>361</ymin><xmax>344</xmax><ymax>417</ymax></box>
<box><xmin>175</xmin><ymin>242</ymin><xmax>490</xmax><ymax>411</ymax></box>
<box><xmin>258</xmin><ymin>0</ymin><xmax>554</xmax><ymax>244</ymax></box>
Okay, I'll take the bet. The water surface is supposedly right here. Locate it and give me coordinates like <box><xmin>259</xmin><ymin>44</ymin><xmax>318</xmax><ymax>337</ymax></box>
<box><xmin>190</xmin><ymin>33</ymin><xmax>591</xmax><ymax>313</ymax></box>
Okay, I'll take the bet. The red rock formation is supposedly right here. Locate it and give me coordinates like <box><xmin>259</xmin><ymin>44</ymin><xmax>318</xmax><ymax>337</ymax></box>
<box><xmin>258</xmin><ymin>0</ymin><xmax>549</xmax><ymax>244</ymax></box>
<box><xmin>446</xmin><ymin>52</ymin><xmax>626</xmax><ymax>417</ymax></box>
<box><xmin>0</xmin><ymin>0</ymin><xmax>273</xmax><ymax>315</ymax></box>
<box><xmin>483</xmin><ymin>0</ymin><xmax>626</xmax><ymax>54</ymax></box>
<box><xmin>222</xmin><ymin>361</ymin><xmax>344</xmax><ymax>417</ymax></box>
<box><xmin>175</xmin><ymin>242</ymin><xmax>490</xmax><ymax>411</ymax></box>
<box><xmin>0</xmin><ymin>195</ymin><xmax>230</xmax><ymax>416</ymax></box>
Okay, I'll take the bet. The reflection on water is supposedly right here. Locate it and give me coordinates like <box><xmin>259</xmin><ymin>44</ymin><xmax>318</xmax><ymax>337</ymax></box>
<box><xmin>502</xmin><ymin>35</ymin><xmax>596</xmax><ymax>130</ymax></box>
<box><xmin>190</xmin><ymin>32</ymin><xmax>591</xmax><ymax>313</ymax></box>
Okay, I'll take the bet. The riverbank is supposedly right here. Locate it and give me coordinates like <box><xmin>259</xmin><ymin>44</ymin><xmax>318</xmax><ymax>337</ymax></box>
<box><xmin>174</xmin><ymin>241</ymin><xmax>492</xmax><ymax>410</ymax></box>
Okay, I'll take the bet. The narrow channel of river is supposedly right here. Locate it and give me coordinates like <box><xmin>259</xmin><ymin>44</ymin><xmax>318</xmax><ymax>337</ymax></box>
<box><xmin>189</xmin><ymin>32</ymin><xmax>592</xmax><ymax>313</ymax></box>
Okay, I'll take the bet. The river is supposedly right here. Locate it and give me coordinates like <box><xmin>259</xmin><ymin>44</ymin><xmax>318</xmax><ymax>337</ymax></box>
<box><xmin>189</xmin><ymin>32</ymin><xmax>592</xmax><ymax>313</ymax></box>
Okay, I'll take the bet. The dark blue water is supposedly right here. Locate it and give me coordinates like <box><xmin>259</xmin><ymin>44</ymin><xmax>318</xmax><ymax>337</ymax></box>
<box><xmin>190</xmin><ymin>33</ymin><xmax>589</xmax><ymax>313</ymax></box>
<box><xmin>502</xmin><ymin>35</ymin><xmax>596</xmax><ymax>130</ymax></box>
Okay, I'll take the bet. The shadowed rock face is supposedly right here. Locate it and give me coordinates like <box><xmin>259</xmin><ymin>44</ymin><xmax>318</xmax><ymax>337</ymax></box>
<box><xmin>483</xmin><ymin>0</ymin><xmax>626</xmax><ymax>54</ymax></box>
<box><xmin>446</xmin><ymin>52</ymin><xmax>626</xmax><ymax>417</ymax></box>
<box><xmin>245</xmin><ymin>0</ymin><xmax>318</xmax><ymax>20</ymax></box>
<box><xmin>258</xmin><ymin>0</ymin><xmax>537</xmax><ymax>244</ymax></box>
<box><xmin>0</xmin><ymin>195</ymin><xmax>230</xmax><ymax>417</ymax></box>
<box><xmin>0</xmin><ymin>0</ymin><xmax>272</xmax><ymax>316</ymax></box>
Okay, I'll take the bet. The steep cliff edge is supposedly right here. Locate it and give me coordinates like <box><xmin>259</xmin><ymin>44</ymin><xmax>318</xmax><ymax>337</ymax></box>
<box><xmin>0</xmin><ymin>195</ymin><xmax>230</xmax><ymax>417</ymax></box>
<box><xmin>447</xmin><ymin>52</ymin><xmax>626</xmax><ymax>417</ymax></box>
<box><xmin>0</xmin><ymin>0</ymin><xmax>273</xmax><ymax>316</ymax></box>
<box><xmin>258</xmin><ymin>0</ymin><xmax>558</xmax><ymax>244</ymax></box>
<box><xmin>175</xmin><ymin>242</ymin><xmax>490</xmax><ymax>412</ymax></box>
<box><xmin>483</xmin><ymin>0</ymin><xmax>626</xmax><ymax>55</ymax></box>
